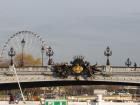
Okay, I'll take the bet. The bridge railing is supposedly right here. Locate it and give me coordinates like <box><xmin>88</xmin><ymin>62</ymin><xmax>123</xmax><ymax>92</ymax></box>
<box><xmin>102</xmin><ymin>66</ymin><xmax>140</xmax><ymax>73</ymax></box>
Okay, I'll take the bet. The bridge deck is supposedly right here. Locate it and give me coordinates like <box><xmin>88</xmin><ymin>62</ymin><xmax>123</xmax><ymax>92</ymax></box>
<box><xmin>0</xmin><ymin>66</ymin><xmax>139</xmax><ymax>89</ymax></box>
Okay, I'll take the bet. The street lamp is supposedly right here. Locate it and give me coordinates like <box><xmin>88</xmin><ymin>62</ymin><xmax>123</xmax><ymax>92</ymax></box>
<box><xmin>21</xmin><ymin>38</ymin><xmax>25</xmax><ymax>67</ymax></box>
<box><xmin>125</xmin><ymin>58</ymin><xmax>131</xmax><ymax>67</ymax></box>
<box><xmin>46</xmin><ymin>46</ymin><xmax>54</xmax><ymax>65</ymax></box>
<box><xmin>41</xmin><ymin>46</ymin><xmax>45</xmax><ymax>66</ymax></box>
<box><xmin>8</xmin><ymin>47</ymin><xmax>16</xmax><ymax>66</ymax></box>
<box><xmin>104</xmin><ymin>46</ymin><xmax>112</xmax><ymax>65</ymax></box>
<box><xmin>134</xmin><ymin>62</ymin><xmax>137</xmax><ymax>70</ymax></box>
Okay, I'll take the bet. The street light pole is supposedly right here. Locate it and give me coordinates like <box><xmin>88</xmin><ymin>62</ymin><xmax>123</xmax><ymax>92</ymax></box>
<box><xmin>125</xmin><ymin>58</ymin><xmax>131</xmax><ymax>67</ymax></box>
<box><xmin>21</xmin><ymin>39</ymin><xmax>25</xmax><ymax>67</ymax></box>
<box><xmin>8</xmin><ymin>47</ymin><xmax>16</xmax><ymax>66</ymax></box>
<box><xmin>134</xmin><ymin>62</ymin><xmax>137</xmax><ymax>70</ymax></box>
<box><xmin>41</xmin><ymin>46</ymin><xmax>45</xmax><ymax>66</ymax></box>
<box><xmin>104</xmin><ymin>46</ymin><xmax>112</xmax><ymax>66</ymax></box>
<box><xmin>46</xmin><ymin>46</ymin><xmax>54</xmax><ymax>65</ymax></box>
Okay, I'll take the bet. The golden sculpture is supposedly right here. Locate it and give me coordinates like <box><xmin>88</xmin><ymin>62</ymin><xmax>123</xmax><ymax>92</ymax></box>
<box><xmin>72</xmin><ymin>64</ymin><xmax>83</xmax><ymax>74</ymax></box>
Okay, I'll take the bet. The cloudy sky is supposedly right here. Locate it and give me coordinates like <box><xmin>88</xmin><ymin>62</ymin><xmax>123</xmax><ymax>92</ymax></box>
<box><xmin>0</xmin><ymin>0</ymin><xmax>140</xmax><ymax>66</ymax></box>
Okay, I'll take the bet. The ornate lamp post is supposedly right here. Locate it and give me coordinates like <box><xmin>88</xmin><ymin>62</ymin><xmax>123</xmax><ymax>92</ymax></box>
<box><xmin>21</xmin><ymin>39</ymin><xmax>26</xmax><ymax>67</ymax></box>
<box><xmin>104</xmin><ymin>46</ymin><xmax>112</xmax><ymax>65</ymax></box>
<box><xmin>134</xmin><ymin>62</ymin><xmax>137</xmax><ymax>68</ymax></box>
<box><xmin>46</xmin><ymin>46</ymin><xmax>54</xmax><ymax>65</ymax></box>
<box><xmin>41</xmin><ymin>46</ymin><xmax>45</xmax><ymax>66</ymax></box>
<box><xmin>125</xmin><ymin>58</ymin><xmax>131</xmax><ymax>67</ymax></box>
<box><xmin>134</xmin><ymin>62</ymin><xmax>137</xmax><ymax>70</ymax></box>
<box><xmin>8</xmin><ymin>47</ymin><xmax>16</xmax><ymax>66</ymax></box>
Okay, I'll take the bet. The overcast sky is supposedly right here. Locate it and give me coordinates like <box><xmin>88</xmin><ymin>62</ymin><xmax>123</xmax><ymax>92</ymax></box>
<box><xmin>0</xmin><ymin>0</ymin><xmax>140</xmax><ymax>66</ymax></box>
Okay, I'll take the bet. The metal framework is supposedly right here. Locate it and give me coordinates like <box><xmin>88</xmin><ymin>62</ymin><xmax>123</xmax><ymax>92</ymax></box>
<box><xmin>1</xmin><ymin>31</ymin><xmax>48</xmax><ymax>58</ymax></box>
<box><xmin>0</xmin><ymin>31</ymin><xmax>50</xmax><ymax>67</ymax></box>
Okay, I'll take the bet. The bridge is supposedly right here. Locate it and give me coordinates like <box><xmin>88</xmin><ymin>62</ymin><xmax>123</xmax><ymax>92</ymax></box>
<box><xmin>0</xmin><ymin>65</ymin><xmax>139</xmax><ymax>90</ymax></box>
<box><xmin>0</xmin><ymin>31</ymin><xmax>140</xmax><ymax>90</ymax></box>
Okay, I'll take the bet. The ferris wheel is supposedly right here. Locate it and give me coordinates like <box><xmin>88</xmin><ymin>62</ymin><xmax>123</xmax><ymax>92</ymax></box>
<box><xmin>1</xmin><ymin>31</ymin><xmax>48</xmax><ymax>63</ymax></box>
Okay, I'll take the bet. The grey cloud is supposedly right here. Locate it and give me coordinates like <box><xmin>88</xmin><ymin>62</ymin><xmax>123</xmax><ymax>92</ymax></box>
<box><xmin>0</xmin><ymin>0</ymin><xmax>140</xmax><ymax>65</ymax></box>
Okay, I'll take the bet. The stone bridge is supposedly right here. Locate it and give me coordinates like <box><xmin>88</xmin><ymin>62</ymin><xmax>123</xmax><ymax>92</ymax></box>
<box><xmin>0</xmin><ymin>66</ymin><xmax>140</xmax><ymax>89</ymax></box>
